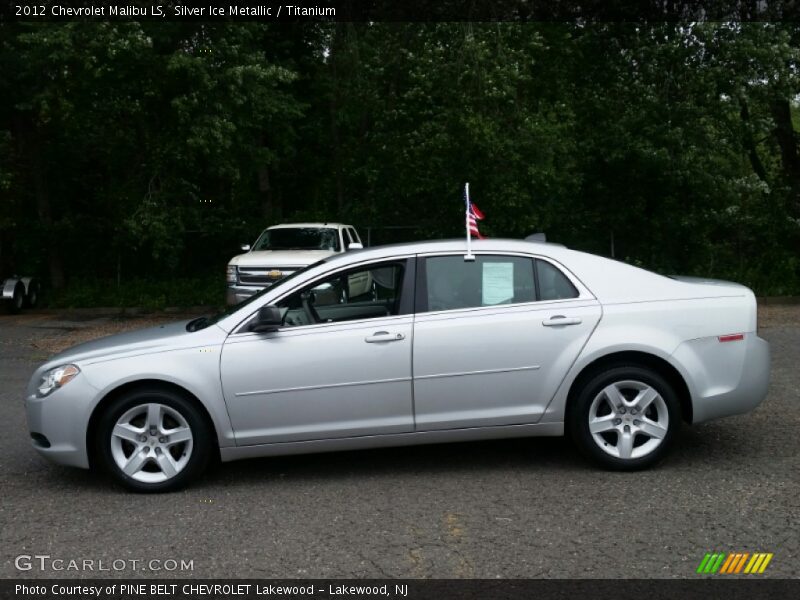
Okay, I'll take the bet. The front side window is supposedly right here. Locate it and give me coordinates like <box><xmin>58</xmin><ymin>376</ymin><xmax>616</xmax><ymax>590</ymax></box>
<box><xmin>423</xmin><ymin>255</ymin><xmax>535</xmax><ymax>312</ymax></box>
<box><xmin>253</xmin><ymin>228</ymin><xmax>341</xmax><ymax>252</ymax></box>
<box><xmin>277</xmin><ymin>261</ymin><xmax>406</xmax><ymax>327</ymax></box>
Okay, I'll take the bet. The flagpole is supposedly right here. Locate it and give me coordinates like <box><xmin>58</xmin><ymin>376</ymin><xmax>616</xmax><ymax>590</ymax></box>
<box><xmin>464</xmin><ymin>182</ymin><xmax>475</xmax><ymax>261</ymax></box>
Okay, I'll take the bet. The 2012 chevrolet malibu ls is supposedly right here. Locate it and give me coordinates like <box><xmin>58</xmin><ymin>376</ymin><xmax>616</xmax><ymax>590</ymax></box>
<box><xmin>25</xmin><ymin>239</ymin><xmax>770</xmax><ymax>492</ymax></box>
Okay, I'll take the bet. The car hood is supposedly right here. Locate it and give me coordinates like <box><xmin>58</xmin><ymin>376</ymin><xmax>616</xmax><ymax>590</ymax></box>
<box><xmin>229</xmin><ymin>250</ymin><xmax>336</xmax><ymax>268</ymax></box>
<box><xmin>45</xmin><ymin>319</ymin><xmax>226</xmax><ymax>367</ymax></box>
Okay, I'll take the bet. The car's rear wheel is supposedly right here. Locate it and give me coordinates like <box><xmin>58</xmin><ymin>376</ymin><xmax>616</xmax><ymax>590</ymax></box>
<box><xmin>95</xmin><ymin>388</ymin><xmax>212</xmax><ymax>492</ymax></box>
<box><xmin>569</xmin><ymin>366</ymin><xmax>680</xmax><ymax>470</ymax></box>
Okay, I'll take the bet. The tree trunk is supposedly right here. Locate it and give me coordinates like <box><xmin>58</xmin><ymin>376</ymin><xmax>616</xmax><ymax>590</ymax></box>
<box><xmin>330</xmin><ymin>23</ymin><xmax>346</xmax><ymax>215</ymax></box>
<box><xmin>258</xmin><ymin>164</ymin><xmax>274</xmax><ymax>219</ymax></box>
<box><xmin>21</xmin><ymin>124</ymin><xmax>66</xmax><ymax>290</ymax></box>
<box><xmin>33</xmin><ymin>158</ymin><xmax>65</xmax><ymax>290</ymax></box>
<box><xmin>770</xmin><ymin>96</ymin><xmax>800</xmax><ymax>260</ymax></box>
<box><xmin>771</xmin><ymin>97</ymin><xmax>800</xmax><ymax>205</ymax></box>
<box><xmin>739</xmin><ymin>98</ymin><xmax>768</xmax><ymax>183</ymax></box>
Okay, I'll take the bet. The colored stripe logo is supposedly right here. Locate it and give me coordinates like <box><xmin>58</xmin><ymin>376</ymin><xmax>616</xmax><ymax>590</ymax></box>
<box><xmin>697</xmin><ymin>552</ymin><xmax>773</xmax><ymax>574</ymax></box>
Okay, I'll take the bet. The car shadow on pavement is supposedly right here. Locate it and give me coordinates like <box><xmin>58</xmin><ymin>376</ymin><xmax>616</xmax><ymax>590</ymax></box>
<box><xmin>32</xmin><ymin>436</ymin><xmax>586</xmax><ymax>493</ymax></box>
<box><xmin>32</xmin><ymin>424</ymin><xmax>749</xmax><ymax>494</ymax></box>
<box><xmin>205</xmin><ymin>421</ymin><xmax>754</xmax><ymax>488</ymax></box>
<box><xmin>212</xmin><ymin>436</ymin><xmax>585</xmax><ymax>483</ymax></box>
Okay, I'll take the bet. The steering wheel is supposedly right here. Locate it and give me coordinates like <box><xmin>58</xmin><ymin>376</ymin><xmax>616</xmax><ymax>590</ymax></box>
<box><xmin>301</xmin><ymin>292</ymin><xmax>321</xmax><ymax>323</ymax></box>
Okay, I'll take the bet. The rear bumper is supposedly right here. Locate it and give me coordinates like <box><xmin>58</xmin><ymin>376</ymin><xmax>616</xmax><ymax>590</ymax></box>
<box><xmin>674</xmin><ymin>333</ymin><xmax>770</xmax><ymax>424</ymax></box>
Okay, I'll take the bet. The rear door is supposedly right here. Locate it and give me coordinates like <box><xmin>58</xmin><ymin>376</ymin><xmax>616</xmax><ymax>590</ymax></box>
<box><xmin>412</xmin><ymin>253</ymin><xmax>601</xmax><ymax>431</ymax></box>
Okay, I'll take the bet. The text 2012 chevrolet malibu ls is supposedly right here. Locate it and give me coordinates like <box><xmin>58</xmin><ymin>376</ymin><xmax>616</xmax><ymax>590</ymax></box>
<box><xmin>25</xmin><ymin>239</ymin><xmax>770</xmax><ymax>492</ymax></box>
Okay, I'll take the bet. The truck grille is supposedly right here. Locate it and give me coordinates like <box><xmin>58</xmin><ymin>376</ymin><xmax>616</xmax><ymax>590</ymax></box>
<box><xmin>237</xmin><ymin>268</ymin><xmax>295</xmax><ymax>286</ymax></box>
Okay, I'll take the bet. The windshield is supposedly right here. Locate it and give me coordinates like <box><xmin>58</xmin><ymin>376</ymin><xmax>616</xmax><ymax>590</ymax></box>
<box><xmin>253</xmin><ymin>227</ymin><xmax>340</xmax><ymax>252</ymax></box>
<box><xmin>187</xmin><ymin>259</ymin><xmax>328</xmax><ymax>331</ymax></box>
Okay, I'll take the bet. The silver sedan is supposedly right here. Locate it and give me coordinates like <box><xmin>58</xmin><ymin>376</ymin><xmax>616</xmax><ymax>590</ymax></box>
<box><xmin>25</xmin><ymin>239</ymin><xmax>770</xmax><ymax>491</ymax></box>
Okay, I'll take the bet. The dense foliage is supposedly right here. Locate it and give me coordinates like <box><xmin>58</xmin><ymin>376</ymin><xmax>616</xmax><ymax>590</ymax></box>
<box><xmin>1</xmin><ymin>22</ymin><xmax>799</xmax><ymax>306</ymax></box>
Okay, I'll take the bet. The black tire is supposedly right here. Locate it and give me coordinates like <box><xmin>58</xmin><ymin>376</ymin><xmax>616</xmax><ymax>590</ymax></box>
<box><xmin>95</xmin><ymin>387</ymin><xmax>213</xmax><ymax>492</ymax></box>
<box><xmin>24</xmin><ymin>280</ymin><xmax>40</xmax><ymax>308</ymax></box>
<box><xmin>568</xmin><ymin>365</ymin><xmax>680</xmax><ymax>470</ymax></box>
<box><xmin>9</xmin><ymin>282</ymin><xmax>25</xmax><ymax>314</ymax></box>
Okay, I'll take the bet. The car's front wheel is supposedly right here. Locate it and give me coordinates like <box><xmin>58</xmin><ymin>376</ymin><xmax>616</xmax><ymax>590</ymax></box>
<box><xmin>569</xmin><ymin>366</ymin><xmax>680</xmax><ymax>470</ymax></box>
<box><xmin>95</xmin><ymin>388</ymin><xmax>212</xmax><ymax>492</ymax></box>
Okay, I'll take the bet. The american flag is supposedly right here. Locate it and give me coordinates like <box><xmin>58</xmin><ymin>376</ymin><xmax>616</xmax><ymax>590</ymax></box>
<box><xmin>465</xmin><ymin>187</ymin><xmax>485</xmax><ymax>240</ymax></box>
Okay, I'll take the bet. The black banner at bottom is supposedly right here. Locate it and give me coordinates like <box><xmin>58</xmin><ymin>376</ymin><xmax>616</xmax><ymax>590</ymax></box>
<box><xmin>2</xmin><ymin>579</ymin><xmax>800</xmax><ymax>600</ymax></box>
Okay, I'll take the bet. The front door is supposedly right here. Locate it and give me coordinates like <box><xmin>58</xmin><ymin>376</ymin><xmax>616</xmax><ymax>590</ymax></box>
<box><xmin>221</xmin><ymin>260</ymin><xmax>414</xmax><ymax>445</ymax></box>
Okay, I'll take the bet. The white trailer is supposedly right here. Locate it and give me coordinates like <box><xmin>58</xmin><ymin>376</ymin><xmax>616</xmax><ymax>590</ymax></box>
<box><xmin>1</xmin><ymin>276</ymin><xmax>40</xmax><ymax>313</ymax></box>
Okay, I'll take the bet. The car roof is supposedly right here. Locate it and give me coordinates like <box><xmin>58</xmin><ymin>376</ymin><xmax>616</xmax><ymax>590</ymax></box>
<box><xmin>267</xmin><ymin>222</ymin><xmax>351</xmax><ymax>229</ymax></box>
<box><xmin>325</xmin><ymin>238</ymin><xmax>567</xmax><ymax>263</ymax></box>
<box><xmin>216</xmin><ymin>237</ymin><xmax>720</xmax><ymax>333</ymax></box>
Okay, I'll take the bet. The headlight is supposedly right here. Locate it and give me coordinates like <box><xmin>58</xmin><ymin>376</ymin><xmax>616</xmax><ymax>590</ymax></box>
<box><xmin>226</xmin><ymin>265</ymin><xmax>238</xmax><ymax>284</ymax></box>
<box><xmin>37</xmin><ymin>364</ymin><xmax>80</xmax><ymax>397</ymax></box>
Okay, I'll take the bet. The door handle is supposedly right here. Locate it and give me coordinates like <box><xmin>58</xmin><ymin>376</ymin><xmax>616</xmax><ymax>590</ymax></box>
<box><xmin>542</xmin><ymin>315</ymin><xmax>582</xmax><ymax>327</ymax></box>
<box><xmin>365</xmin><ymin>331</ymin><xmax>405</xmax><ymax>343</ymax></box>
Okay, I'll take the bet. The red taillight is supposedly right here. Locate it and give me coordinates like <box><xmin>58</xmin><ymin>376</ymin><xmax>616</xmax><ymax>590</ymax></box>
<box><xmin>718</xmin><ymin>333</ymin><xmax>745</xmax><ymax>343</ymax></box>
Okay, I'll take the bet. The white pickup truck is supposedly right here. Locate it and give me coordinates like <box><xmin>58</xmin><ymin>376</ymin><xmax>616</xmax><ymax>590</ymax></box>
<box><xmin>226</xmin><ymin>222</ymin><xmax>364</xmax><ymax>305</ymax></box>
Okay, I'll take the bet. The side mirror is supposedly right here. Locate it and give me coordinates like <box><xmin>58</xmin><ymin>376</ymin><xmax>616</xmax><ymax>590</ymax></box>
<box><xmin>240</xmin><ymin>244</ymin><xmax>251</xmax><ymax>252</ymax></box>
<box><xmin>348</xmin><ymin>242</ymin><xmax>363</xmax><ymax>250</ymax></box>
<box><xmin>249</xmin><ymin>305</ymin><xmax>283</xmax><ymax>333</ymax></box>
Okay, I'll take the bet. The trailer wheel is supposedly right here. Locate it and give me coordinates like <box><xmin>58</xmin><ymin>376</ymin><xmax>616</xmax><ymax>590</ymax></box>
<box><xmin>10</xmin><ymin>282</ymin><xmax>25</xmax><ymax>314</ymax></box>
<box><xmin>24</xmin><ymin>279</ymin><xmax>41</xmax><ymax>308</ymax></box>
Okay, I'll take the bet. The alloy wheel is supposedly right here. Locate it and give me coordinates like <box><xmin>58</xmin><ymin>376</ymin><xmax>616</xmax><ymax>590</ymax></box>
<box><xmin>109</xmin><ymin>403</ymin><xmax>194</xmax><ymax>483</ymax></box>
<box><xmin>587</xmin><ymin>380</ymin><xmax>669</xmax><ymax>460</ymax></box>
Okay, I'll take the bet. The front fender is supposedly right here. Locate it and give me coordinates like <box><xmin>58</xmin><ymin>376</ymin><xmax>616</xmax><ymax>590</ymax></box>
<box><xmin>80</xmin><ymin>345</ymin><xmax>236</xmax><ymax>449</ymax></box>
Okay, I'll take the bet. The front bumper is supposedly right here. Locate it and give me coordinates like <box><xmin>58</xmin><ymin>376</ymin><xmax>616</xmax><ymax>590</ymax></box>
<box><xmin>226</xmin><ymin>283</ymin><xmax>270</xmax><ymax>306</ymax></box>
<box><xmin>674</xmin><ymin>333</ymin><xmax>770</xmax><ymax>424</ymax></box>
<box><xmin>25</xmin><ymin>373</ymin><xmax>99</xmax><ymax>469</ymax></box>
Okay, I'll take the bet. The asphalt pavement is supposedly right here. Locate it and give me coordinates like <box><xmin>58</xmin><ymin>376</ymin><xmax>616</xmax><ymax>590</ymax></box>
<box><xmin>0</xmin><ymin>312</ymin><xmax>797</xmax><ymax>579</ymax></box>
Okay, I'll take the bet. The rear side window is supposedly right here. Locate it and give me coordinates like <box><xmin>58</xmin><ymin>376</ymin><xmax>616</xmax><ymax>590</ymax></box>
<box><xmin>349</xmin><ymin>228</ymin><xmax>361</xmax><ymax>244</ymax></box>
<box><xmin>536</xmin><ymin>259</ymin><xmax>579</xmax><ymax>300</ymax></box>
<box><xmin>423</xmin><ymin>255</ymin><xmax>535</xmax><ymax>311</ymax></box>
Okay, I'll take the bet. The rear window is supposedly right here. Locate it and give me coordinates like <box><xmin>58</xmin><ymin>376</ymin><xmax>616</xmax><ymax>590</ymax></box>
<box><xmin>536</xmin><ymin>259</ymin><xmax>579</xmax><ymax>300</ymax></box>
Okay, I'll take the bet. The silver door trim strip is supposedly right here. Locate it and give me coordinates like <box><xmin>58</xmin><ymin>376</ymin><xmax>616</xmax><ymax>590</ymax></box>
<box><xmin>415</xmin><ymin>365</ymin><xmax>541</xmax><ymax>381</ymax></box>
<box><xmin>221</xmin><ymin>422</ymin><xmax>564</xmax><ymax>461</ymax></box>
<box><xmin>235</xmin><ymin>376</ymin><xmax>413</xmax><ymax>397</ymax></box>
